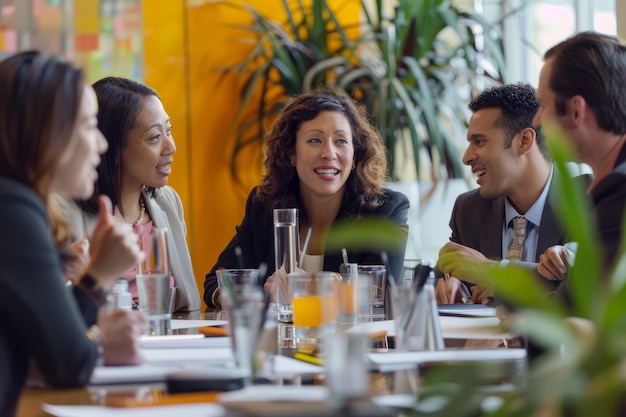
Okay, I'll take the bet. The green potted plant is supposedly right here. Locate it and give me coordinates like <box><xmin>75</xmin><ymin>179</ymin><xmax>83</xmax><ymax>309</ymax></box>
<box><xmin>217</xmin><ymin>0</ymin><xmax>507</xmax><ymax>183</ymax></box>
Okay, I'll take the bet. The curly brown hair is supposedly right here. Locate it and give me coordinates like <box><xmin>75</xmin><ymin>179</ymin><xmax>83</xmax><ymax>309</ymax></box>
<box><xmin>255</xmin><ymin>89</ymin><xmax>388</xmax><ymax>221</ymax></box>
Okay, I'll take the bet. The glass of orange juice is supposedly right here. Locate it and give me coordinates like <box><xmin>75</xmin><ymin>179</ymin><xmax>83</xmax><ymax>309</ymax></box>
<box><xmin>336</xmin><ymin>263</ymin><xmax>358</xmax><ymax>327</ymax></box>
<box><xmin>289</xmin><ymin>271</ymin><xmax>336</xmax><ymax>351</ymax></box>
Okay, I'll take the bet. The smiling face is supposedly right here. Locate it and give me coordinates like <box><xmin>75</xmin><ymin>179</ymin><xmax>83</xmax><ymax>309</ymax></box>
<box><xmin>292</xmin><ymin>110</ymin><xmax>355</xmax><ymax>201</ymax></box>
<box><xmin>51</xmin><ymin>85</ymin><xmax>108</xmax><ymax>199</ymax></box>
<box><xmin>463</xmin><ymin>107</ymin><xmax>522</xmax><ymax>200</ymax></box>
<box><xmin>122</xmin><ymin>95</ymin><xmax>175</xmax><ymax>192</ymax></box>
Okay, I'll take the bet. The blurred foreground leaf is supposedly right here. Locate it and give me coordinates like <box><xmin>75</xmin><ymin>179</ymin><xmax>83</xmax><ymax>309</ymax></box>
<box><xmin>325</xmin><ymin>217</ymin><xmax>408</xmax><ymax>252</ymax></box>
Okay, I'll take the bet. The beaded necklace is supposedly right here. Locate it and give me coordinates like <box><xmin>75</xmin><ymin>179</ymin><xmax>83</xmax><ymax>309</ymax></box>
<box><xmin>113</xmin><ymin>196</ymin><xmax>146</xmax><ymax>225</ymax></box>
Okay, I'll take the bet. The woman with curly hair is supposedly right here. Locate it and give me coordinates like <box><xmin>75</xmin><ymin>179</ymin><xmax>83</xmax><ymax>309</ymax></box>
<box><xmin>204</xmin><ymin>89</ymin><xmax>409</xmax><ymax>308</ymax></box>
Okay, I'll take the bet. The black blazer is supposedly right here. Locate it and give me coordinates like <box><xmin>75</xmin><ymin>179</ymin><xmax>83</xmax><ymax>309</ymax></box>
<box><xmin>204</xmin><ymin>187</ymin><xmax>410</xmax><ymax>306</ymax></box>
<box><xmin>590</xmin><ymin>143</ymin><xmax>626</xmax><ymax>268</ymax></box>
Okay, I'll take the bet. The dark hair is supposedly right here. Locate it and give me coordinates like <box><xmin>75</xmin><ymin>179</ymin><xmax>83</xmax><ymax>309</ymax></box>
<box><xmin>255</xmin><ymin>89</ymin><xmax>388</xmax><ymax>220</ymax></box>
<box><xmin>544</xmin><ymin>31</ymin><xmax>626</xmax><ymax>135</ymax></box>
<box><xmin>0</xmin><ymin>50</ymin><xmax>84</xmax><ymax>243</ymax></box>
<box><xmin>468</xmin><ymin>83</ymin><xmax>548</xmax><ymax>160</ymax></box>
<box><xmin>80</xmin><ymin>77</ymin><xmax>158</xmax><ymax>215</ymax></box>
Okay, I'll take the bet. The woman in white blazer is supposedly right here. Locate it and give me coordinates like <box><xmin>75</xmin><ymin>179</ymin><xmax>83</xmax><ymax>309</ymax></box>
<box><xmin>64</xmin><ymin>77</ymin><xmax>200</xmax><ymax>312</ymax></box>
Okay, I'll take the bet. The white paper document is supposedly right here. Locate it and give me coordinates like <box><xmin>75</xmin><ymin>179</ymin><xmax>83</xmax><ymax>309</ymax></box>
<box><xmin>142</xmin><ymin>347</ymin><xmax>233</xmax><ymax>363</ymax></box>
<box><xmin>350</xmin><ymin>316</ymin><xmax>509</xmax><ymax>340</ymax></box>
<box><xmin>171</xmin><ymin>319</ymin><xmax>226</xmax><ymax>330</ymax></box>
<box><xmin>140</xmin><ymin>335</ymin><xmax>231</xmax><ymax>349</ymax></box>
<box><xmin>218</xmin><ymin>385</ymin><xmax>328</xmax><ymax>403</ymax></box>
<box><xmin>368</xmin><ymin>348</ymin><xmax>527</xmax><ymax>371</ymax></box>
<box><xmin>90</xmin><ymin>363</ymin><xmax>182</xmax><ymax>385</ymax></box>
<box><xmin>272</xmin><ymin>355</ymin><xmax>324</xmax><ymax>375</ymax></box>
<box><xmin>437</xmin><ymin>304</ymin><xmax>497</xmax><ymax>317</ymax></box>
<box><xmin>42</xmin><ymin>403</ymin><xmax>224</xmax><ymax>417</ymax></box>
<box><xmin>91</xmin><ymin>349</ymin><xmax>323</xmax><ymax>385</ymax></box>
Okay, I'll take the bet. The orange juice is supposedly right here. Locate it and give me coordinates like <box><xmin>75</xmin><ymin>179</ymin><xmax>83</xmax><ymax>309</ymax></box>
<box><xmin>292</xmin><ymin>295</ymin><xmax>324</xmax><ymax>327</ymax></box>
<box><xmin>324</xmin><ymin>292</ymin><xmax>337</xmax><ymax>324</ymax></box>
<box><xmin>336</xmin><ymin>280</ymin><xmax>356</xmax><ymax>314</ymax></box>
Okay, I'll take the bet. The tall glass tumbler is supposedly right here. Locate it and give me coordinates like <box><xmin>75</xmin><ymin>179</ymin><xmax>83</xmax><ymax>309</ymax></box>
<box><xmin>290</xmin><ymin>271</ymin><xmax>336</xmax><ymax>351</ymax></box>
<box><xmin>217</xmin><ymin>269</ymin><xmax>262</xmax><ymax>377</ymax></box>
<box><xmin>356</xmin><ymin>265</ymin><xmax>387</xmax><ymax>321</ymax></box>
<box><xmin>273</xmin><ymin>208</ymin><xmax>299</xmax><ymax>323</ymax></box>
<box><xmin>137</xmin><ymin>227</ymin><xmax>172</xmax><ymax>336</ymax></box>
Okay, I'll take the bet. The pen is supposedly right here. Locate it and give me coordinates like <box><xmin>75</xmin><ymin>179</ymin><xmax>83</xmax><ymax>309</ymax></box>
<box><xmin>445</xmin><ymin>273</ymin><xmax>473</xmax><ymax>304</ymax></box>
<box><xmin>293</xmin><ymin>351</ymin><xmax>324</xmax><ymax>366</ymax></box>
<box><xmin>458</xmin><ymin>282</ymin><xmax>473</xmax><ymax>304</ymax></box>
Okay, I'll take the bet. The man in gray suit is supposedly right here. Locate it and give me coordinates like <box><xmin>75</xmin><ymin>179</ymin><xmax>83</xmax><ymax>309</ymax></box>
<box><xmin>437</xmin><ymin>83</ymin><xmax>567</xmax><ymax>304</ymax></box>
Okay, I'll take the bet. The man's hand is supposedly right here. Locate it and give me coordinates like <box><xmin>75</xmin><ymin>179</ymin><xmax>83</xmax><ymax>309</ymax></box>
<box><xmin>437</xmin><ymin>242</ymin><xmax>497</xmax><ymax>283</ymax></box>
<box><xmin>470</xmin><ymin>283</ymin><xmax>494</xmax><ymax>304</ymax></box>
<box><xmin>537</xmin><ymin>245</ymin><xmax>569</xmax><ymax>281</ymax></box>
<box><xmin>436</xmin><ymin>275</ymin><xmax>463</xmax><ymax>304</ymax></box>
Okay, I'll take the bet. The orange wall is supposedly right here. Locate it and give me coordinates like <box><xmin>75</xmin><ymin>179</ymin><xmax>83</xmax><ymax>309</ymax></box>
<box><xmin>144</xmin><ymin>0</ymin><xmax>360</xmax><ymax>309</ymax></box>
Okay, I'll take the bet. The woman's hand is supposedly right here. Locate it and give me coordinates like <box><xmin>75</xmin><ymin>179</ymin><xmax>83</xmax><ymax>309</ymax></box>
<box><xmin>97</xmin><ymin>309</ymin><xmax>148</xmax><ymax>366</ymax></box>
<box><xmin>63</xmin><ymin>239</ymin><xmax>90</xmax><ymax>282</ymax></box>
<box><xmin>86</xmin><ymin>195</ymin><xmax>143</xmax><ymax>288</ymax></box>
<box><xmin>263</xmin><ymin>266</ymin><xmax>297</xmax><ymax>303</ymax></box>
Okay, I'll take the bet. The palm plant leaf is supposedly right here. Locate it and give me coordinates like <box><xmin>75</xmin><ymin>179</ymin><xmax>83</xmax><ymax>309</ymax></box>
<box><xmin>217</xmin><ymin>0</ymin><xmax>506</xmax><ymax>184</ymax></box>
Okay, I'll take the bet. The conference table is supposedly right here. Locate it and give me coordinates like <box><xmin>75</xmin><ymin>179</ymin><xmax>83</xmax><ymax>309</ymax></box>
<box><xmin>17</xmin><ymin>306</ymin><xmax>526</xmax><ymax>417</ymax></box>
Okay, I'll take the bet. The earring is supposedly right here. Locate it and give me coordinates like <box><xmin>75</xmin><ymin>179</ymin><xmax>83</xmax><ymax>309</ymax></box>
<box><xmin>352</xmin><ymin>163</ymin><xmax>356</xmax><ymax>170</ymax></box>
<box><xmin>290</xmin><ymin>161</ymin><xmax>295</xmax><ymax>167</ymax></box>
<box><xmin>142</xmin><ymin>184</ymin><xmax>149</xmax><ymax>192</ymax></box>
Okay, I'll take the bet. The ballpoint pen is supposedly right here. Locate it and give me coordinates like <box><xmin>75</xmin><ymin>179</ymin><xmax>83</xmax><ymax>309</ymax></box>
<box><xmin>458</xmin><ymin>283</ymin><xmax>473</xmax><ymax>305</ymax></box>
<box><xmin>445</xmin><ymin>273</ymin><xmax>473</xmax><ymax>304</ymax></box>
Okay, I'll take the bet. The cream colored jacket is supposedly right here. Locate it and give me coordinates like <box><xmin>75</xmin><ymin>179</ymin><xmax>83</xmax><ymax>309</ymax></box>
<box><xmin>62</xmin><ymin>186</ymin><xmax>201</xmax><ymax>312</ymax></box>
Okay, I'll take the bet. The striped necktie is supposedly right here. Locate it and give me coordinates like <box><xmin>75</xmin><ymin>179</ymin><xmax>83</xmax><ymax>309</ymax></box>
<box><xmin>506</xmin><ymin>216</ymin><xmax>527</xmax><ymax>261</ymax></box>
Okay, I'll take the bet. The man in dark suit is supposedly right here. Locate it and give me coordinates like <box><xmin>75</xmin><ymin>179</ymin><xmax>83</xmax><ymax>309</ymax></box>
<box><xmin>534</xmin><ymin>31</ymin><xmax>626</xmax><ymax>279</ymax></box>
<box><xmin>436</xmin><ymin>83</ymin><xmax>566</xmax><ymax>304</ymax></box>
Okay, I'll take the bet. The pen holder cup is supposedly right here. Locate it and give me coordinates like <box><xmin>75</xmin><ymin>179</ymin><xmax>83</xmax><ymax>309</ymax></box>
<box><xmin>392</xmin><ymin>276</ymin><xmax>444</xmax><ymax>351</ymax></box>
<box><xmin>323</xmin><ymin>331</ymin><xmax>368</xmax><ymax>407</ymax></box>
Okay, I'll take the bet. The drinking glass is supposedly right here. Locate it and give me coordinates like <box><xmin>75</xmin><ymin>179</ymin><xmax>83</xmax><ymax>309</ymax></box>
<box><xmin>356</xmin><ymin>265</ymin><xmax>386</xmax><ymax>321</ymax></box>
<box><xmin>336</xmin><ymin>263</ymin><xmax>358</xmax><ymax>328</ymax></box>
<box><xmin>216</xmin><ymin>269</ymin><xmax>263</xmax><ymax>378</ymax></box>
<box><xmin>137</xmin><ymin>227</ymin><xmax>173</xmax><ymax>336</ymax></box>
<box><xmin>289</xmin><ymin>271</ymin><xmax>335</xmax><ymax>352</ymax></box>
<box><xmin>273</xmin><ymin>208</ymin><xmax>299</xmax><ymax>323</ymax></box>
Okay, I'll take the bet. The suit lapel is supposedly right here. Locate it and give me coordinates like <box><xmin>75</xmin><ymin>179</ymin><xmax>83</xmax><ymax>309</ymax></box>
<box><xmin>537</xmin><ymin>174</ymin><xmax>564</xmax><ymax>261</ymax></box>
<box><xmin>483</xmin><ymin>197</ymin><xmax>504</xmax><ymax>258</ymax></box>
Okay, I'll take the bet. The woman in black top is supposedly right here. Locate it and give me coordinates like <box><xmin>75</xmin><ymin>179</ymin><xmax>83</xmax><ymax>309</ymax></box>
<box><xmin>204</xmin><ymin>89</ymin><xmax>409</xmax><ymax>307</ymax></box>
<box><xmin>0</xmin><ymin>51</ymin><xmax>146</xmax><ymax>416</ymax></box>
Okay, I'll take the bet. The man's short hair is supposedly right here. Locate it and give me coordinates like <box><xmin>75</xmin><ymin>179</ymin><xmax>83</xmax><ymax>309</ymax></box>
<box><xmin>469</xmin><ymin>83</ymin><xmax>547</xmax><ymax>159</ymax></box>
<box><xmin>544</xmin><ymin>31</ymin><xmax>626</xmax><ymax>135</ymax></box>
